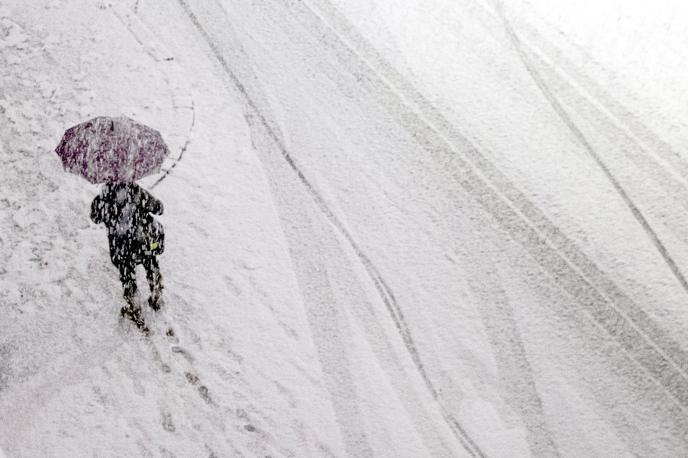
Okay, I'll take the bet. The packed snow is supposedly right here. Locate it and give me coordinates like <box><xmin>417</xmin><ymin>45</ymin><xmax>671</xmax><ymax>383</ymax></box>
<box><xmin>2</xmin><ymin>0</ymin><xmax>688</xmax><ymax>456</ymax></box>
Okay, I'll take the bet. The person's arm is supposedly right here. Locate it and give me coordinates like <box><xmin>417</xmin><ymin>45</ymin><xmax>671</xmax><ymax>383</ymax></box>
<box><xmin>90</xmin><ymin>196</ymin><xmax>104</xmax><ymax>224</ymax></box>
<box><xmin>153</xmin><ymin>198</ymin><xmax>164</xmax><ymax>215</ymax></box>
<box><xmin>139</xmin><ymin>188</ymin><xmax>164</xmax><ymax>215</ymax></box>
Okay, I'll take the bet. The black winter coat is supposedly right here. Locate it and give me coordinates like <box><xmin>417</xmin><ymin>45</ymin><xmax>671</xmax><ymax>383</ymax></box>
<box><xmin>91</xmin><ymin>182</ymin><xmax>164</xmax><ymax>265</ymax></box>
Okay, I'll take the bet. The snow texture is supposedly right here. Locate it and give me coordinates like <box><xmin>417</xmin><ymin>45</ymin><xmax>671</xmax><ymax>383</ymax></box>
<box><xmin>2</xmin><ymin>0</ymin><xmax>688</xmax><ymax>456</ymax></box>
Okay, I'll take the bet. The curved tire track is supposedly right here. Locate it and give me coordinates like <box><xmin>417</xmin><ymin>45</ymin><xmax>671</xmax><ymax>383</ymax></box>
<box><xmin>111</xmin><ymin>5</ymin><xmax>196</xmax><ymax>190</ymax></box>
<box><xmin>287</xmin><ymin>0</ymin><xmax>688</xmax><ymax>412</ymax></box>
<box><xmin>171</xmin><ymin>0</ymin><xmax>688</xmax><ymax>452</ymax></box>
<box><xmin>494</xmin><ymin>2</ymin><xmax>688</xmax><ymax>318</ymax></box>
<box><xmin>489</xmin><ymin>0</ymin><xmax>688</xmax><ymax>328</ymax></box>
<box><xmin>483</xmin><ymin>0</ymin><xmax>688</xmax><ymax>191</ymax></box>
<box><xmin>172</xmin><ymin>0</ymin><xmax>486</xmax><ymax>456</ymax></box>
<box><xmin>464</xmin><ymin>0</ymin><xmax>688</xmax><ymax>298</ymax></box>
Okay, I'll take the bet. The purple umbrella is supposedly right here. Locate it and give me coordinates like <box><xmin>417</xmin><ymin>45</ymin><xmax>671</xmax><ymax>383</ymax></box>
<box><xmin>55</xmin><ymin>116</ymin><xmax>169</xmax><ymax>183</ymax></box>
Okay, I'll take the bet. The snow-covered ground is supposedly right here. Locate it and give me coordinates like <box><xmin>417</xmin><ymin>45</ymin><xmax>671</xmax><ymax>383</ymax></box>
<box><xmin>2</xmin><ymin>0</ymin><xmax>688</xmax><ymax>456</ymax></box>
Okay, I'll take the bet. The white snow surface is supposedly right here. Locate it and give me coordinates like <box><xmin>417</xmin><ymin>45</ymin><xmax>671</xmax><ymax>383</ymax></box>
<box><xmin>2</xmin><ymin>0</ymin><xmax>688</xmax><ymax>456</ymax></box>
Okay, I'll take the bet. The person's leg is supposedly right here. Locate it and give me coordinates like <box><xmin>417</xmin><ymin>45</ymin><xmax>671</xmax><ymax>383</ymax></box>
<box><xmin>117</xmin><ymin>260</ymin><xmax>137</xmax><ymax>302</ymax></box>
<box><xmin>116</xmin><ymin>260</ymin><xmax>146</xmax><ymax>329</ymax></box>
<box><xmin>143</xmin><ymin>255</ymin><xmax>163</xmax><ymax>308</ymax></box>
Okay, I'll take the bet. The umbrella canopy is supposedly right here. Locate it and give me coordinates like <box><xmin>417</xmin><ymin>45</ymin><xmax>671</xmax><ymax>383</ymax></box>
<box><xmin>55</xmin><ymin>116</ymin><xmax>170</xmax><ymax>183</ymax></box>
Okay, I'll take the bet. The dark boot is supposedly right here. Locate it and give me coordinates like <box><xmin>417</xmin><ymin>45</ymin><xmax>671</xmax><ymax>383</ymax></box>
<box><xmin>120</xmin><ymin>304</ymin><xmax>148</xmax><ymax>333</ymax></box>
<box><xmin>148</xmin><ymin>283</ymin><xmax>163</xmax><ymax>311</ymax></box>
<box><xmin>120</xmin><ymin>290</ymin><xmax>147</xmax><ymax>331</ymax></box>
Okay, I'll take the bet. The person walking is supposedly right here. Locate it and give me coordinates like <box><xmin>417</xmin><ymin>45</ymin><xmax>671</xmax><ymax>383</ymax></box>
<box><xmin>90</xmin><ymin>181</ymin><xmax>165</xmax><ymax>327</ymax></box>
<box><xmin>55</xmin><ymin>116</ymin><xmax>171</xmax><ymax>330</ymax></box>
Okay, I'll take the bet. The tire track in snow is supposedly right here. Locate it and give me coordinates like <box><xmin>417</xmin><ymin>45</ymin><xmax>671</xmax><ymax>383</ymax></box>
<box><xmin>447</xmin><ymin>241</ymin><xmax>560</xmax><ymax>457</ymax></box>
<box><xmin>111</xmin><ymin>5</ymin><xmax>196</xmax><ymax>190</ymax></box>
<box><xmin>484</xmin><ymin>1</ymin><xmax>688</xmax><ymax>190</ymax></box>
<box><xmin>517</xmin><ymin>47</ymin><xmax>688</xmax><ymax>252</ymax></box>
<box><xmin>448</xmin><ymin>0</ymin><xmax>688</xmax><ymax>275</ymax></box>
<box><xmin>149</xmin><ymin>98</ymin><xmax>195</xmax><ymax>190</ymax></box>
<box><xmin>489</xmin><ymin>0</ymin><xmax>688</xmax><ymax>310</ymax></box>
<box><xmin>172</xmin><ymin>1</ymin><xmax>484</xmax><ymax>456</ymax></box>
<box><xmin>284</xmin><ymin>0</ymin><xmax>688</xmax><ymax>413</ymax></box>
<box><xmin>243</xmin><ymin>77</ymin><xmax>469</xmax><ymax>457</ymax></box>
<box><xmin>257</xmin><ymin>3</ymin><xmax>550</xmax><ymax>453</ymax></box>
<box><xmin>463</xmin><ymin>0</ymin><xmax>688</xmax><ymax>283</ymax></box>
<box><xmin>254</xmin><ymin>181</ymin><xmax>376</xmax><ymax>458</ymax></box>
<box><xmin>176</xmin><ymin>0</ymin><xmax>688</xmax><ymax>451</ymax></box>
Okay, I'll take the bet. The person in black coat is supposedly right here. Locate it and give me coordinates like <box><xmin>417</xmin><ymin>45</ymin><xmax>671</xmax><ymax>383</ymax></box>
<box><xmin>91</xmin><ymin>182</ymin><xmax>165</xmax><ymax>321</ymax></box>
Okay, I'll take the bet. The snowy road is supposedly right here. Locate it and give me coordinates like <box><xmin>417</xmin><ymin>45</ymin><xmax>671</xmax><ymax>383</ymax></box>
<box><xmin>2</xmin><ymin>0</ymin><xmax>688</xmax><ymax>456</ymax></box>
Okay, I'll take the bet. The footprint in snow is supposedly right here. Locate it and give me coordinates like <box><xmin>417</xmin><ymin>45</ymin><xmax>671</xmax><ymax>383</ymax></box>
<box><xmin>171</xmin><ymin>345</ymin><xmax>194</xmax><ymax>363</ymax></box>
<box><xmin>162</xmin><ymin>412</ymin><xmax>175</xmax><ymax>432</ymax></box>
<box><xmin>185</xmin><ymin>371</ymin><xmax>212</xmax><ymax>404</ymax></box>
